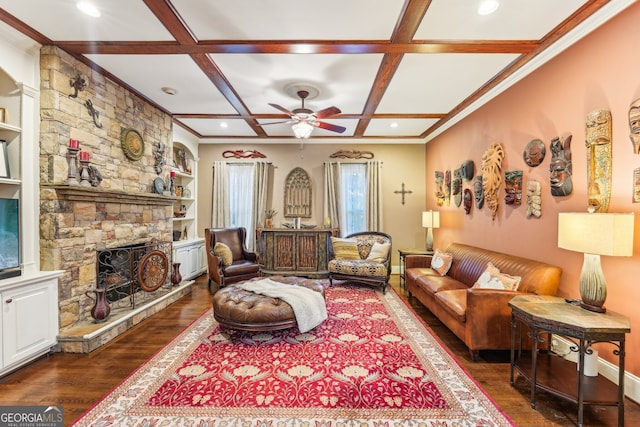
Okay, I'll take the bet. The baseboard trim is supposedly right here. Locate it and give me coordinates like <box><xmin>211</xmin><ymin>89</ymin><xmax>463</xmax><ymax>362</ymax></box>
<box><xmin>551</xmin><ymin>335</ymin><xmax>639</xmax><ymax>404</ymax></box>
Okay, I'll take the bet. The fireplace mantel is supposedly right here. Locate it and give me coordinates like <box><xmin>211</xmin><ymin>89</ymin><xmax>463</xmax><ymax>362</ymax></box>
<box><xmin>42</xmin><ymin>184</ymin><xmax>175</xmax><ymax>206</ymax></box>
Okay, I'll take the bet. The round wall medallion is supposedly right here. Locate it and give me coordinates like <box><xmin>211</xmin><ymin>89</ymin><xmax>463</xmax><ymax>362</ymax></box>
<box><xmin>120</xmin><ymin>128</ymin><xmax>145</xmax><ymax>161</ymax></box>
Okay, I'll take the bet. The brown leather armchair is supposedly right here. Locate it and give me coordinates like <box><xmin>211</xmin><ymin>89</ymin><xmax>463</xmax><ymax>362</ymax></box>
<box><xmin>205</xmin><ymin>227</ymin><xmax>260</xmax><ymax>291</ymax></box>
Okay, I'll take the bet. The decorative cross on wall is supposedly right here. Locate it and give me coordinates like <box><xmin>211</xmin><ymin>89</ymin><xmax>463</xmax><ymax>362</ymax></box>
<box><xmin>394</xmin><ymin>182</ymin><xmax>413</xmax><ymax>205</ymax></box>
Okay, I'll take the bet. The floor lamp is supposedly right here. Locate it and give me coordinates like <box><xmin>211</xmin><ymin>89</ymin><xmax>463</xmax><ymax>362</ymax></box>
<box><xmin>557</xmin><ymin>212</ymin><xmax>634</xmax><ymax>313</ymax></box>
<box><xmin>422</xmin><ymin>210</ymin><xmax>440</xmax><ymax>252</ymax></box>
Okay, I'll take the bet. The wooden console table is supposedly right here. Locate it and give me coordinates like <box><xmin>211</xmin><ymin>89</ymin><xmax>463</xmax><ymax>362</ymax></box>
<box><xmin>509</xmin><ymin>295</ymin><xmax>630</xmax><ymax>427</ymax></box>
<box><xmin>257</xmin><ymin>228</ymin><xmax>337</xmax><ymax>278</ymax></box>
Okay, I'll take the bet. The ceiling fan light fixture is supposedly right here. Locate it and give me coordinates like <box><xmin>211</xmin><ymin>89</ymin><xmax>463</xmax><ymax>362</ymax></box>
<box><xmin>477</xmin><ymin>0</ymin><xmax>499</xmax><ymax>16</ymax></box>
<box><xmin>292</xmin><ymin>121</ymin><xmax>314</xmax><ymax>139</ymax></box>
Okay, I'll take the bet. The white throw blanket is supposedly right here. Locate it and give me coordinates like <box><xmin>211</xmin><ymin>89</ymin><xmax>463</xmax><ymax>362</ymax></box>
<box><xmin>239</xmin><ymin>278</ymin><xmax>327</xmax><ymax>333</ymax></box>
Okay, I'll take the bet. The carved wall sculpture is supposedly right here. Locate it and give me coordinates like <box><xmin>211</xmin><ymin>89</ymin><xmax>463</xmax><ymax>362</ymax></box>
<box><xmin>284</xmin><ymin>167</ymin><xmax>312</xmax><ymax>218</ymax></box>
<box><xmin>329</xmin><ymin>150</ymin><xmax>374</xmax><ymax>159</ymax></box>
<box><xmin>523</xmin><ymin>138</ymin><xmax>545</xmax><ymax>167</ymax></box>
<box><xmin>444</xmin><ymin>170</ymin><xmax>451</xmax><ymax>206</ymax></box>
<box><xmin>504</xmin><ymin>170</ymin><xmax>523</xmax><ymax>205</ymax></box>
<box><xmin>463</xmin><ymin>188</ymin><xmax>472</xmax><ymax>215</ymax></box>
<box><xmin>461</xmin><ymin>160</ymin><xmax>474</xmax><ymax>181</ymax></box>
<box><xmin>452</xmin><ymin>168</ymin><xmax>462</xmax><ymax>207</ymax></box>
<box><xmin>473</xmin><ymin>175</ymin><xmax>484</xmax><ymax>209</ymax></box>
<box><xmin>629</xmin><ymin>98</ymin><xmax>640</xmax><ymax>154</ymax></box>
<box><xmin>586</xmin><ymin>109</ymin><xmax>612</xmax><ymax>212</ymax></box>
<box><xmin>526</xmin><ymin>181</ymin><xmax>542</xmax><ymax>218</ymax></box>
<box><xmin>634</xmin><ymin>168</ymin><xmax>640</xmax><ymax>203</ymax></box>
<box><xmin>549</xmin><ymin>135</ymin><xmax>573</xmax><ymax>197</ymax></box>
<box><xmin>481</xmin><ymin>142</ymin><xmax>505</xmax><ymax>221</ymax></box>
<box><xmin>434</xmin><ymin>171</ymin><xmax>445</xmax><ymax>206</ymax></box>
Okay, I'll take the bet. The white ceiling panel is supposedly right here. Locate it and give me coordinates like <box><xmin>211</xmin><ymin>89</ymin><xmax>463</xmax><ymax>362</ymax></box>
<box><xmin>378</xmin><ymin>53</ymin><xmax>519</xmax><ymax>113</ymax></box>
<box><xmin>172</xmin><ymin>0</ymin><xmax>405</xmax><ymax>40</ymax></box>
<box><xmin>365</xmin><ymin>119</ymin><xmax>440</xmax><ymax>137</ymax></box>
<box><xmin>179</xmin><ymin>118</ymin><xmax>257</xmax><ymax>137</ymax></box>
<box><xmin>84</xmin><ymin>54</ymin><xmax>238</xmax><ymax>114</ymax></box>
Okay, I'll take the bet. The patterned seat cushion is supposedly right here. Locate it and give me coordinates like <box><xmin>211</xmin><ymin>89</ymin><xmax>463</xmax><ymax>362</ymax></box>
<box><xmin>328</xmin><ymin>259</ymin><xmax>388</xmax><ymax>277</ymax></box>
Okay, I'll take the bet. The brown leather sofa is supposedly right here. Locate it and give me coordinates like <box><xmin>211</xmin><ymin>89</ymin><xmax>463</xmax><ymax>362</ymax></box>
<box><xmin>204</xmin><ymin>227</ymin><xmax>260</xmax><ymax>291</ymax></box>
<box><xmin>405</xmin><ymin>243</ymin><xmax>562</xmax><ymax>360</ymax></box>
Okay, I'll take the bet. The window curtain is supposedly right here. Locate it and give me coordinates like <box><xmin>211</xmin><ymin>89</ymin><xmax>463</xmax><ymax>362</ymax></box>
<box><xmin>324</xmin><ymin>161</ymin><xmax>383</xmax><ymax>235</ymax></box>
<box><xmin>323</xmin><ymin>162</ymin><xmax>341</xmax><ymax>231</ymax></box>
<box><xmin>211</xmin><ymin>161</ymin><xmax>229</xmax><ymax>227</ymax></box>
<box><xmin>211</xmin><ymin>161</ymin><xmax>271</xmax><ymax>251</ymax></box>
<box><xmin>366</xmin><ymin>160</ymin><xmax>383</xmax><ymax>231</ymax></box>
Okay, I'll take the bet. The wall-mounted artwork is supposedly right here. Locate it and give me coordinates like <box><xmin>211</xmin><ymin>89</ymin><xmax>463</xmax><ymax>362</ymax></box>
<box><xmin>463</xmin><ymin>188</ymin><xmax>472</xmax><ymax>214</ymax></box>
<box><xmin>473</xmin><ymin>175</ymin><xmax>484</xmax><ymax>209</ymax></box>
<box><xmin>461</xmin><ymin>160</ymin><xmax>474</xmax><ymax>181</ymax></box>
<box><xmin>444</xmin><ymin>170</ymin><xmax>451</xmax><ymax>206</ymax></box>
<box><xmin>549</xmin><ymin>135</ymin><xmax>573</xmax><ymax>197</ymax></box>
<box><xmin>434</xmin><ymin>171</ymin><xmax>445</xmax><ymax>206</ymax></box>
<box><xmin>586</xmin><ymin>109</ymin><xmax>612</xmax><ymax>212</ymax></box>
<box><xmin>526</xmin><ymin>181</ymin><xmax>542</xmax><ymax>218</ymax></box>
<box><xmin>629</xmin><ymin>97</ymin><xmax>640</xmax><ymax>154</ymax></box>
<box><xmin>284</xmin><ymin>167</ymin><xmax>312</xmax><ymax>218</ymax></box>
<box><xmin>504</xmin><ymin>170</ymin><xmax>523</xmax><ymax>205</ymax></box>
<box><xmin>481</xmin><ymin>142</ymin><xmax>505</xmax><ymax>221</ymax></box>
<box><xmin>452</xmin><ymin>168</ymin><xmax>462</xmax><ymax>207</ymax></box>
<box><xmin>523</xmin><ymin>139</ymin><xmax>545</xmax><ymax>167</ymax></box>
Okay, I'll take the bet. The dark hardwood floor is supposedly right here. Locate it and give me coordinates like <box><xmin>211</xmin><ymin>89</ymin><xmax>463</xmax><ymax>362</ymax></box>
<box><xmin>0</xmin><ymin>274</ymin><xmax>638</xmax><ymax>426</ymax></box>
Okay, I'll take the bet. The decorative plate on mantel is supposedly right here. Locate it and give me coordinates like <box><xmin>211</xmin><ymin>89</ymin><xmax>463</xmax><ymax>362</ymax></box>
<box><xmin>120</xmin><ymin>128</ymin><xmax>145</xmax><ymax>161</ymax></box>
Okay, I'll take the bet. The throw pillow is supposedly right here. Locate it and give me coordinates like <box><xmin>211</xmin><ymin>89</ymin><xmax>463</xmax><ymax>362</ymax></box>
<box><xmin>366</xmin><ymin>242</ymin><xmax>391</xmax><ymax>263</ymax></box>
<box><xmin>331</xmin><ymin>237</ymin><xmax>361</xmax><ymax>260</ymax></box>
<box><xmin>213</xmin><ymin>242</ymin><xmax>233</xmax><ymax>266</ymax></box>
<box><xmin>430</xmin><ymin>249</ymin><xmax>453</xmax><ymax>276</ymax></box>
<box><xmin>473</xmin><ymin>262</ymin><xmax>521</xmax><ymax>290</ymax></box>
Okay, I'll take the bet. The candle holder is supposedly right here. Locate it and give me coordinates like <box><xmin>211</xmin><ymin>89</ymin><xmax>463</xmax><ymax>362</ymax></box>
<box><xmin>66</xmin><ymin>147</ymin><xmax>80</xmax><ymax>185</ymax></box>
<box><xmin>169</xmin><ymin>175</ymin><xmax>176</xmax><ymax>196</ymax></box>
<box><xmin>79</xmin><ymin>159</ymin><xmax>92</xmax><ymax>187</ymax></box>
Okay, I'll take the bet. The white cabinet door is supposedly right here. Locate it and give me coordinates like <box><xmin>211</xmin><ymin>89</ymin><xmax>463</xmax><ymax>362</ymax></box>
<box><xmin>2</xmin><ymin>280</ymin><xmax>57</xmax><ymax>370</ymax></box>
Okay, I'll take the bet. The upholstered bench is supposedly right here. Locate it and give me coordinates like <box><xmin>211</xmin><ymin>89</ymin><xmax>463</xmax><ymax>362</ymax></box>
<box><xmin>212</xmin><ymin>275</ymin><xmax>326</xmax><ymax>332</ymax></box>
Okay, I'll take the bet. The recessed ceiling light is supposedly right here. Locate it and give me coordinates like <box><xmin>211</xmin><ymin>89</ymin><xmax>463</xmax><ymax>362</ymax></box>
<box><xmin>161</xmin><ymin>87</ymin><xmax>177</xmax><ymax>95</ymax></box>
<box><xmin>477</xmin><ymin>0</ymin><xmax>499</xmax><ymax>16</ymax></box>
<box><xmin>76</xmin><ymin>2</ymin><xmax>101</xmax><ymax>17</ymax></box>
<box><xmin>220</xmin><ymin>122</ymin><xmax>228</xmax><ymax>128</ymax></box>
<box><xmin>390</xmin><ymin>122</ymin><xmax>399</xmax><ymax>128</ymax></box>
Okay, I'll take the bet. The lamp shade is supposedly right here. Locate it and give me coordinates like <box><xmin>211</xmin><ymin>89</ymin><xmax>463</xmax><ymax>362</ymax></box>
<box><xmin>558</xmin><ymin>212</ymin><xmax>634</xmax><ymax>256</ymax></box>
<box><xmin>422</xmin><ymin>211</ymin><xmax>440</xmax><ymax>229</ymax></box>
<box><xmin>292</xmin><ymin>121</ymin><xmax>313</xmax><ymax>139</ymax></box>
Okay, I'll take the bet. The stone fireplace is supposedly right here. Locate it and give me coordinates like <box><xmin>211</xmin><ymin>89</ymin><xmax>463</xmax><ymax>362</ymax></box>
<box><xmin>38</xmin><ymin>46</ymin><xmax>189</xmax><ymax>352</ymax></box>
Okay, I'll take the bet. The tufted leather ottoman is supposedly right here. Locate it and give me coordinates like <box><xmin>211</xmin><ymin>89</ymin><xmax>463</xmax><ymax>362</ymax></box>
<box><xmin>212</xmin><ymin>275</ymin><xmax>326</xmax><ymax>331</ymax></box>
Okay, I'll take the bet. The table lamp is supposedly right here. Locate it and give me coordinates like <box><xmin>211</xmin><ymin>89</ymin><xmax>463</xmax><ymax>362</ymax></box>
<box><xmin>422</xmin><ymin>210</ymin><xmax>440</xmax><ymax>252</ymax></box>
<box><xmin>557</xmin><ymin>211</ymin><xmax>634</xmax><ymax>313</ymax></box>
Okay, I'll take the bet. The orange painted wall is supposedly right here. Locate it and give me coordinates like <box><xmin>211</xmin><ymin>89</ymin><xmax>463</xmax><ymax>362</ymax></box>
<box><xmin>425</xmin><ymin>3</ymin><xmax>640</xmax><ymax>376</ymax></box>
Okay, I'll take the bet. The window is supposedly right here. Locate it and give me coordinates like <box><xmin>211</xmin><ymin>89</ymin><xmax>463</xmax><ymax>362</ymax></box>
<box><xmin>227</xmin><ymin>163</ymin><xmax>254</xmax><ymax>233</ymax></box>
<box><xmin>339</xmin><ymin>163</ymin><xmax>366</xmax><ymax>236</ymax></box>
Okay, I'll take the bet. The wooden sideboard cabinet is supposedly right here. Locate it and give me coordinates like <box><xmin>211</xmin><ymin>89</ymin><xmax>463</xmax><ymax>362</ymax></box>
<box><xmin>258</xmin><ymin>228</ymin><xmax>337</xmax><ymax>278</ymax></box>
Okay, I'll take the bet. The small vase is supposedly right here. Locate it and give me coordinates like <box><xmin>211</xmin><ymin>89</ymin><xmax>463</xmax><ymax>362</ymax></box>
<box><xmin>265</xmin><ymin>218</ymin><xmax>273</xmax><ymax>228</ymax></box>
<box><xmin>86</xmin><ymin>288</ymin><xmax>111</xmax><ymax>323</ymax></box>
<box><xmin>171</xmin><ymin>262</ymin><xmax>182</xmax><ymax>285</ymax></box>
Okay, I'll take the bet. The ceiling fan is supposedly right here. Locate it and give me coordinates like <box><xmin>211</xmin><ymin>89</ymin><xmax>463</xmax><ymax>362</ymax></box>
<box><xmin>261</xmin><ymin>90</ymin><xmax>346</xmax><ymax>138</ymax></box>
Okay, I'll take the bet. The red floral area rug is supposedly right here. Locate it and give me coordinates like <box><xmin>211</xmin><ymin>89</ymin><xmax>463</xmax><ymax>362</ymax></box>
<box><xmin>72</xmin><ymin>284</ymin><xmax>514</xmax><ymax>426</ymax></box>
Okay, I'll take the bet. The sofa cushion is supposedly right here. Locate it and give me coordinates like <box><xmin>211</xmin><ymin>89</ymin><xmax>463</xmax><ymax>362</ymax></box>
<box><xmin>414</xmin><ymin>274</ymin><xmax>468</xmax><ymax>296</ymax></box>
<box><xmin>214</xmin><ymin>242</ymin><xmax>233</xmax><ymax>266</ymax></box>
<box><xmin>431</xmin><ymin>248</ymin><xmax>453</xmax><ymax>276</ymax></box>
<box><xmin>473</xmin><ymin>262</ymin><xmax>521</xmax><ymax>290</ymax></box>
<box><xmin>435</xmin><ymin>289</ymin><xmax>467</xmax><ymax>323</ymax></box>
<box><xmin>328</xmin><ymin>259</ymin><xmax>388</xmax><ymax>277</ymax></box>
<box><xmin>331</xmin><ymin>237</ymin><xmax>361</xmax><ymax>260</ymax></box>
<box><xmin>366</xmin><ymin>242</ymin><xmax>391</xmax><ymax>263</ymax></box>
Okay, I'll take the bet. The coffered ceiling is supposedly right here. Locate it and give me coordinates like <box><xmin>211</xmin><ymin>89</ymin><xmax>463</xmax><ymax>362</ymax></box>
<box><xmin>0</xmin><ymin>0</ymin><xmax>633</xmax><ymax>144</ymax></box>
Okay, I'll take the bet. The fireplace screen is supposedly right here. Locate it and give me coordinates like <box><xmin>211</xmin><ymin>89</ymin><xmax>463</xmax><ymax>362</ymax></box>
<box><xmin>96</xmin><ymin>240</ymin><xmax>172</xmax><ymax>310</ymax></box>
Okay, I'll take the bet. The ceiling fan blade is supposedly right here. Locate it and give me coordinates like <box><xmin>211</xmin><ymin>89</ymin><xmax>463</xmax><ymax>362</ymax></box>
<box><xmin>258</xmin><ymin>120</ymin><xmax>294</xmax><ymax>126</ymax></box>
<box><xmin>315</xmin><ymin>106</ymin><xmax>341</xmax><ymax>119</ymax></box>
<box><xmin>314</xmin><ymin>121</ymin><xmax>346</xmax><ymax>134</ymax></box>
<box><xmin>268</xmin><ymin>103</ymin><xmax>295</xmax><ymax>117</ymax></box>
